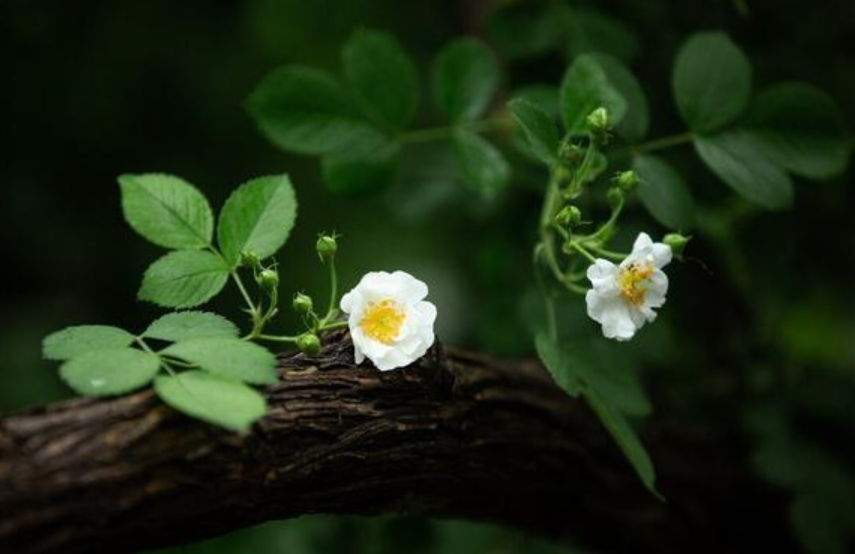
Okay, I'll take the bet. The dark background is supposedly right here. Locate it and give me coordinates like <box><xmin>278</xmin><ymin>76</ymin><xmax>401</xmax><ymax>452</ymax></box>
<box><xmin>1</xmin><ymin>1</ymin><xmax>853</xmax><ymax>552</ymax></box>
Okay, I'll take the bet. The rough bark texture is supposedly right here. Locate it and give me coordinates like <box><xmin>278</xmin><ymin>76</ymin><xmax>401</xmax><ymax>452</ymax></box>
<box><xmin>0</xmin><ymin>334</ymin><xmax>796</xmax><ymax>554</ymax></box>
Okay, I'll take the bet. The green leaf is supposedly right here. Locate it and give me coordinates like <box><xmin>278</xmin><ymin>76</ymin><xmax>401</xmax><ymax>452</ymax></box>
<box><xmin>695</xmin><ymin>131</ymin><xmax>793</xmax><ymax>210</ymax></box>
<box><xmin>633</xmin><ymin>154</ymin><xmax>695</xmax><ymax>229</ymax></box>
<box><xmin>535</xmin><ymin>333</ymin><xmax>584</xmax><ymax>397</ymax></box>
<box><xmin>744</xmin><ymin>83</ymin><xmax>852</xmax><ymax>180</ymax></box>
<box><xmin>485</xmin><ymin>1</ymin><xmax>567</xmax><ymax>60</ymax></box>
<box><xmin>154</xmin><ymin>371</ymin><xmax>267</xmax><ymax>432</ymax></box>
<box><xmin>452</xmin><ymin>130</ymin><xmax>510</xmax><ymax>195</ymax></box>
<box><xmin>217</xmin><ymin>175</ymin><xmax>298</xmax><ymax>266</ymax></box>
<box><xmin>139</xmin><ymin>250</ymin><xmax>230</xmax><ymax>309</ymax></box>
<box><xmin>143</xmin><ymin>312</ymin><xmax>239</xmax><ymax>342</ymax></box>
<box><xmin>431</xmin><ymin>38</ymin><xmax>500</xmax><ymax>123</ymax></box>
<box><xmin>163</xmin><ymin>337</ymin><xmax>277</xmax><ymax>385</ymax></box>
<box><xmin>43</xmin><ymin>325</ymin><xmax>136</xmax><ymax>361</ymax></box>
<box><xmin>559</xmin><ymin>54</ymin><xmax>627</xmax><ymax>135</ymax></box>
<box><xmin>342</xmin><ymin>28</ymin><xmax>419</xmax><ymax>129</ymax></box>
<box><xmin>588</xmin><ymin>53</ymin><xmax>649</xmax><ymax>141</ymax></box>
<box><xmin>118</xmin><ymin>174</ymin><xmax>213</xmax><ymax>250</ymax></box>
<box><xmin>507</xmin><ymin>98</ymin><xmax>559</xmax><ymax>165</ymax></box>
<box><xmin>673</xmin><ymin>32</ymin><xmax>751</xmax><ymax>133</ymax></box>
<box><xmin>586</xmin><ymin>388</ymin><xmax>659</xmax><ymax>496</ymax></box>
<box><xmin>321</xmin><ymin>141</ymin><xmax>400</xmax><ymax>195</ymax></box>
<box><xmin>567</xmin><ymin>8</ymin><xmax>640</xmax><ymax>64</ymax></box>
<box><xmin>246</xmin><ymin>65</ymin><xmax>387</xmax><ymax>155</ymax></box>
<box><xmin>59</xmin><ymin>348</ymin><xmax>160</xmax><ymax>396</ymax></box>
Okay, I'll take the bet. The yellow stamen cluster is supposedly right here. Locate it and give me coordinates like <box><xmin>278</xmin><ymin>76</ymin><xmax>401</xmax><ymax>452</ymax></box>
<box><xmin>359</xmin><ymin>299</ymin><xmax>405</xmax><ymax>344</ymax></box>
<box><xmin>617</xmin><ymin>262</ymin><xmax>654</xmax><ymax>305</ymax></box>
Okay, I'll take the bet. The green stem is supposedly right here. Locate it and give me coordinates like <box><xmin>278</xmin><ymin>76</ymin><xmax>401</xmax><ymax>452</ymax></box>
<box><xmin>569</xmin><ymin>242</ymin><xmax>597</xmax><ymax>263</ymax></box>
<box><xmin>619</xmin><ymin>132</ymin><xmax>694</xmax><ymax>156</ymax></box>
<box><xmin>255</xmin><ymin>334</ymin><xmax>300</xmax><ymax>343</ymax></box>
<box><xmin>588</xmin><ymin>245</ymin><xmax>627</xmax><ymax>261</ymax></box>
<box><xmin>398</xmin><ymin>118</ymin><xmax>508</xmax><ymax>145</ymax></box>
<box><xmin>320</xmin><ymin>259</ymin><xmax>338</xmax><ymax>325</ymax></box>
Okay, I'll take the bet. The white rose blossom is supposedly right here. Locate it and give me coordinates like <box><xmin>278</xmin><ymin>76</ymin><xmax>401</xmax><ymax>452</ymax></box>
<box><xmin>586</xmin><ymin>232</ymin><xmax>672</xmax><ymax>341</ymax></box>
<box><xmin>340</xmin><ymin>271</ymin><xmax>437</xmax><ymax>371</ymax></box>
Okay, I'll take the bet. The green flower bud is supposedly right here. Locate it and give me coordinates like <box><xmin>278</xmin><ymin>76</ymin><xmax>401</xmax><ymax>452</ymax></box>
<box><xmin>256</xmin><ymin>268</ymin><xmax>279</xmax><ymax>292</ymax></box>
<box><xmin>555</xmin><ymin>205</ymin><xmax>582</xmax><ymax>228</ymax></box>
<box><xmin>606</xmin><ymin>187</ymin><xmax>624</xmax><ymax>209</ymax></box>
<box><xmin>558</xmin><ymin>142</ymin><xmax>584</xmax><ymax>167</ymax></box>
<box><xmin>586</xmin><ymin>107</ymin><xmax>609</xmax><ymax>134</ymax></box>
<box><xmin>616</xmin><ymin>170</ymin><xmax>641</xmax><ymax>193</ymax></box>
<box><xmin>240</xmin><ymin>250</ymin><xmax>260</xmax><ymax>268</ymax></box>
<box><xmin>292</xmin><ymin>292</ymin><xmax>313</xmax><ymax>314</ymax></box>
<box><xmin>297</xmin><ymin>333</ymin><xmax>322</xmax><ymax>356</ymax></box>
<box><xmin>663</xmin><ymin>233</ymin><xmax>691</xmax><ymax>259</ymax></box>
<box><xmin>316</xmin><ymin>233</ymin><xmax>338</xmax><ymax>262</ymax></box>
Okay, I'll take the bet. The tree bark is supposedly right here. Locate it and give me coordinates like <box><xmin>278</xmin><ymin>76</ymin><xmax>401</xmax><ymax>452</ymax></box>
<box><xmin>0</xmin><ymin>334</ymin><xmax>795</xmax><ymax>554</ymax></box>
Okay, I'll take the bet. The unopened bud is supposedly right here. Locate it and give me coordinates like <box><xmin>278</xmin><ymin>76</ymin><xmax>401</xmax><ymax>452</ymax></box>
<box><xmin>616</xmin><ymin>170</ymin><xmax>640</xmax><ymax>193</ymax></box>
<box><xmin>257</xmin><ymin>268</ymin><xmax>279</xmax><ymax>292</ymax></box>
<box><xmin>240</xmin><ymin>250</ymin><xmax>260</xmax><ymax>268</ymax></box>
<box><xmin>292</xmin><ymin>292</ymin><xmax>313</xmax><ymax>314</ymax></box>
<box><xmin>555</xmin><ymin>205</ymin><xmax>582</xmax><ymax>227</ymax></box>
<box><xmin>586</xmin><ymin>107</ymin><xmax>609</xmax><ymax>134</ymax></box>
<box><xmin>558</xmin><ymin>142</ymin><xmax>584</xmax><ymax>167</ymax></box>
<box><xmin>297</xmin><ymin>333</ymin><xmax>321</xmax><ymax>356</ymax></box>
<box><xmin>663</xmin><ymin>233</ymin><xmax>691</xmax><ymax>259</ymax></box>
<box><xmin>606</xmin><ymin>187</ymin><xmax>624</xmax><ymax>209</ymax></box>
<box><xmin>316</xmin><ymin>234</ymin><xmax>338</xmax><ymax>262</ymax></box>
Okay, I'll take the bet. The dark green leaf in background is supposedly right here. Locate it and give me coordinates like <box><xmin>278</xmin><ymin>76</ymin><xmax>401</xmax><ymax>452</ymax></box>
<box><xmin>321</xmin><ymin>141</ymin><xmax>401</xmax><ymax>195</ymax></box>
<box><xmin>431</xmin><ymin>39</ymin><xmax>500</xmax><ymax>123</ymax></box>
<box><xmin>673</xmin><ymin>31</ymin><xmax>752</xmax><ymax>133</ymax></box>
<box><xmin>59</xmin><ymin>348</ymin><xmax>160</xmax><ymax>396</ymax></box>
<box><xmin>246</xmin><ymin>66</ymin><xmax>387</xmax><ymax>155</ymax></box>
<box><xmin>118</xmin><ymin>174</ymin><xmax>213</xmax><ymax>250</ymax></box>
<box><xmin>695</xmin><ymin>131</ymin><xmax>793</xmax><ymax>209</ymax></box>
<box><xmin>744</xmin><ymin>83</ymin><xmax>852</xmax><ymax>180</ymax></box>
<box><xmin>138</xmin><ymin>250</ymin><xmax>230</xmax><ymax>308</ymax></box>
<box><xmin>217</xmin><ymin>175</ymin><xmax>297</xmax><ymax>266</ymax></box>
<box><xmin>507</xmin><ymin>98</ymin><xmax>559</xmax><ymax>165</ymax></box>
<box><xmin>589</xmin><ymin>53</ymin><xmax>649</xmax><ymax>142</ymax></box>
<box><xmin>559</xmin><ymin>54</ymin><xmax>627</xmax><ymax>135</ymax></box>
<box><xmin>452</xmin><ymin>130</ymin><xmax>510</xmax><ymax>195</ymax></box>
<box><xmin>343</xmin><ymin>28</ymin><xmax>420</xmax><ymax>130</ymax></box>
<box><xmin>633</xmin><ymin>154</ymin><xmax>695</xmax><ymax>229</ymax></box>
<box><xmin>154</xmin><ymin>371</ymin><xmax>267</xmax><ymax>432</ymax></box>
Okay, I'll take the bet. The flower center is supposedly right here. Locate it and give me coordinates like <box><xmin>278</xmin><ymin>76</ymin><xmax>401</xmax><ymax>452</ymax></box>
<box><xmin>359</xmin><ymin>299</ymin><xmax>405</xmax><ymax>344</ymax></box>
<box><xmin>617</xmin><ymin>262</ymin><xmax>654</xmax><ymax>306</ymax></box>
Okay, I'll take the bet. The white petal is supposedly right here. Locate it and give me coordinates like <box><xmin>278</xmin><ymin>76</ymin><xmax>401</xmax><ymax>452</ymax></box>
<box><xmin>644</xmin><ymin>270</ymin><xmax>669</xmax><ymax>308</ymax></box>
<box><xmin>650</xmin><ymin>243</ymin><xmax>673</xmax><ymax>268</ymax></box>
<box><xmin>587</xmin><ymin>259</ymin><xmax>619</xmax><ymax>294</ymax></box>
<box><xmin>340</xmin><ymin>290</ymin><xmax>356</xmax><ymax>314</ymax></box>
<box><xmin>632</xmin><ymin>232</ymin><xmax>654</xmax><ymax>253</ymax></box>
<box><xmin>600</xmin><ymin>301</ymin><xmax>638</xmax><ymax>341</ymax></box>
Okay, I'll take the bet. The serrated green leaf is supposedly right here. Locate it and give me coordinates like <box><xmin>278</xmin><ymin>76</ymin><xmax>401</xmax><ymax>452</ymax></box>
<box><xmin>342</xmin><ymin>28</ymin><xmax>419</xmax><ymax>129</ymax></box>
<box><xmin>246</xmin><ymin>65</ymin><xmax>387</xmax><ymax>155</ymax></box>
<box><xmin>154</xmin><ymin>371</ymin><xmax>267</xmax><ymax>432</ymax></box>
<box><xmin>118</xmin><ymin>174</ymin><xmax>213</xmax><ymax>250</ymax></box>
<box><xmin>139</xmin><ymin>250</ymin><xmax>230</xmax><ymax>309</ymax></box>
<box><xmin>163</xmin><ymin>337</ymin><xmax>277</xmax><ymax>385</ymax></box>
<box><xmin>43</xmin><ymin>325</ymin><xmax>136</xmax><ymax>361</ymax></box>
<box><xmin>143</xmin><ymin>312</ymin><xmax>239</xmax><ymax>342</ymax></box>
<box><xmin>452</xmin><ymin>130</ymin><xmax>510</xmax><ymax>195</ymax></box>
<box><xmin>586</xmin><ymin>388</ymin><xmax>659</xmax><ymax>497</ymax></box>
<box><xmin>633</xmin><ymin>154</ymin><xmax>695</xmax><ymax>229</ymax></box>
<box><xmin>744</xmin><ymin>82</ymin><xmax>852</xmax><ymax>180</ymax></box>
<box><xmin>588</xmin><ymin>53</ymin><xmax>649</xmax><ymax>141</ymax></box>
<box><xmin>217</xmin><ymin>175</ymin><xmax>297</xmax><ymax>265</ymax></box>
<box><xmin>508</xmin><ymin>98</ymin><xmax>559</xmax><ymax>165</ymax></box>
<box><xmin>559</xmin><ymin>54</ymin><xmax>627</xmax><ymax>135</ymax></box>
<box><xmin>59</xmin><ymin>348</ymin><xmax>160</xmax><ymax>396</ymax></box>
<box><xmin>432</xmin><ymin>38</ymin><xmax>500</xmax><ymax>123</ymax></box>
<box><xmin>535</xmin><ymin>333</ymin><xmax>584</xmax><ymax>397</ymax></box>
<box><xmin>673</xmin><ymin>32</ymin><xmax>751</xmax><ymax>133</ymax></box>
<box><xmin>695</xmin><ymin>131</ymin><xmax>793</xmax><ymax>210</ymax></box>
<box><xmin>321</xmin><ymin>141</ymin><xmax>400</xmax><ymax>195</ymax></box>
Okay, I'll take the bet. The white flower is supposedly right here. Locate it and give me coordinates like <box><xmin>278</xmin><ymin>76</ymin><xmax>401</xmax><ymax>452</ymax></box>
<box><xmin>585</xmin><ymin>233</ymin><xmax>672</xmax><ymax>341</ymax></box>
<box><xmin>340</xmin><ymin>270</ymin><xmax>437</xmax><ymax>371</ymax></box>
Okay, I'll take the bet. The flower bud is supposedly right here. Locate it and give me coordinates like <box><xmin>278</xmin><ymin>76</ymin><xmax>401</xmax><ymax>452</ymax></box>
<box><xmin>586</xmin><ymin>107</ymin><xmax>609</xmax><ymax>135</ymax></box>
<box><xmin>555</xmin><ymin>205</ymin><xmax>582</xmax><ymax>228</ymax></box>
<box><xmin>663</xmin><ymin>233</ymin><xmax>691</xmax><ymax>259</ymax></box>
<box><xmin>616</xmin><ymin>170</ymin><xmax>640</xmax><ymax>193</ymax></box>
<box><xmin>256</xmin><ymin>268</ymin><xmax>279</xmax><ymax>292</ymax></box>
<box><xmin>316</xmin><ymin>234</ymin><xmax>338</xmax><ymax>262</ymax></box>
<box><xmin>606</xmin><ymin>187</ymin><xmax>624</xmax><ymax>209</ymax></box>
<box><xmin>292</xmin><ymin>292</ymin><xmax>313</xmax><ymax>314</ymax></box>
<box><xmin>240</xmin><ymin>250</ymin><xmax>260</xmax><ymax>268</ymax></box>
<box><xmin>558</xmin><ymin>142</ymin><xmax>584</xmax><ymax>167</ymax></box>
<box><xmin>297</xmin><ymin>333</ymin><xmax>322</xmax><ymax>356</ymax></box>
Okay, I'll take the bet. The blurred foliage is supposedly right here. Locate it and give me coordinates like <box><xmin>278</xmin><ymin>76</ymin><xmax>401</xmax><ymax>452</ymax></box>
<box><xmin>2</xmin><ymin>0</ymin><xmax>854</xmax><ymax>553</ymax></box>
